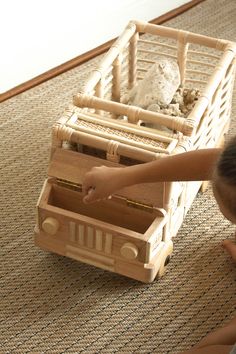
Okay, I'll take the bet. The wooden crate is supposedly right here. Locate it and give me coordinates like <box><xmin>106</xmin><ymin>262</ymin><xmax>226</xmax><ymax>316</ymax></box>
<box><xmin>74</xmin><ymin>20</ymin><xmax>236</xmax><ymax>147</ymax></box>
<box><xmin>35</xmin><ymin>21</ymin><xmax>236</xmax><ymax>283</ymax></box>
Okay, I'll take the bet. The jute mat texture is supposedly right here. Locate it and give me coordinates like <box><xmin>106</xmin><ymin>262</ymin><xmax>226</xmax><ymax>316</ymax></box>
<box><xmin>1</xmin><ymin>0</ymin><xmax>236</xmax><ymax>353</ymax></box>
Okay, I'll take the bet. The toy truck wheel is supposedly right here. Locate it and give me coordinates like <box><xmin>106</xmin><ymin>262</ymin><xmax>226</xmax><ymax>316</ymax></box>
<box><xmin>157</xmin><ymin>241</ymin><xmax>173</xmax><ymax>279</ymax></box>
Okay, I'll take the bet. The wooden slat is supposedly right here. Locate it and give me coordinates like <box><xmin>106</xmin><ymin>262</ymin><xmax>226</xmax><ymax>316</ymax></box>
<box><xmin>138</xmin><ymin>49</ymin><xmax>176</xmax><ymax>59</ymax></box>
<box><xmin>138</xmin><ymin>39</ymin><xmax>176</xmax><ymax>50</ymax></box>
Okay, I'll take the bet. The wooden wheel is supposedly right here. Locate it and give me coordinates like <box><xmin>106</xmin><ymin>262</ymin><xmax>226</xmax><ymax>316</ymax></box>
<box><xmin>157</xmin><ymin>241</ymin><xmax>173</xmax><ymax>279</ymax></box>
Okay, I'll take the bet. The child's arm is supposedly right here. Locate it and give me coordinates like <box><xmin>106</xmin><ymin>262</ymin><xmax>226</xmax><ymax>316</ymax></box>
<box><xmin>82</xmin><ymin>148</ymin><xmax>221</xmax><ymax>203</ymax></box>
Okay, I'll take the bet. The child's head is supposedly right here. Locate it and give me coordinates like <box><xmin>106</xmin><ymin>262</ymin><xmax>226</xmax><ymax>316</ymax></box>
<box><xmin>213</xmin><ymin>135</ymin><xmax>236</xmax><ymax>224</ymax></box>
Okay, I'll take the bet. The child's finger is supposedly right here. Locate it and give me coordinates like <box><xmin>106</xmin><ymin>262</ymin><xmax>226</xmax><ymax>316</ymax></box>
<box><xmin>82</xmin><ymin>179</ymin><xmax>93</xmax><ymax>195</ymax></box>
<box><xmin>83</xmin><ymin>187</ymin><xmax>97</xmax><ymax>204</ymax></box>
<box><xmin>222</xmin><ymin>240</ymin><xmax>236</xmax><ymax>263</ymax></box>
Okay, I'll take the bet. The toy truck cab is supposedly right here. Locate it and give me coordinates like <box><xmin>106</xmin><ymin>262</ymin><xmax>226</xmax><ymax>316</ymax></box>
<box><xmin>35</xmin><ymin>116</ymin><xmax>185</xmax><ymax>283</ymax></box>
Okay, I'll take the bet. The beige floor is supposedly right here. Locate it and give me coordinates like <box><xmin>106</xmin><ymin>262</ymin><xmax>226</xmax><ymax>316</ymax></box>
<box><xmin>0</xmin><ymin>0</ymin><xmax>236</xmax><ymax>353</ymax></box>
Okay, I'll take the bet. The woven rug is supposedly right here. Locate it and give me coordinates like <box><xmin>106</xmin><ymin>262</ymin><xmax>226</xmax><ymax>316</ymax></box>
<box><xmin>1</xmin><ymin>0</ymin><xmax>236</xmax><ymax>353</ymax></box>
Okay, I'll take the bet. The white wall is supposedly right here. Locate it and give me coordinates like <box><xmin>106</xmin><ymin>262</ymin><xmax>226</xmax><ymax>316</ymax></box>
<box><xmin>0</xmin><ymin>0</ymin><xmax>189</xmax><ymax>93</ymax></box>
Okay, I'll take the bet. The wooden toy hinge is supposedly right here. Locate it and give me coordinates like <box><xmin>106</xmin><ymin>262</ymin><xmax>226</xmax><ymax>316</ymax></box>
<box><xmin>126</xmin><ymin>199</ymin><xmax>166</xmax><ymax>216</ymax></box>
<box><xmin>112</xmin><ymin>194</ymin><xmax>166</xmax><ymax>216</ymax></box>
<box><xmin>56</xmin><ymin>178</ymin><xmax>83</xmax><ymax>193</ymax></box>
<box><xmin>126</xmin><ymin>199</ymin><xmax>154</xmax><ymax>213</ymax></box>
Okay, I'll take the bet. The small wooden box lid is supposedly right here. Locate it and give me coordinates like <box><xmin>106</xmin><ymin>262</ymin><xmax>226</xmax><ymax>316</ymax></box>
<box><xmin>48</xmin><ymin>148</ymin><xmax>165</xmax><ymax>210</ymax></box>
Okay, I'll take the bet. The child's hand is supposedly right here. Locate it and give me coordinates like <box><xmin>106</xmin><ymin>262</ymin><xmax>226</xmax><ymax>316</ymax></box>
<box><xmin>222</xmin><ymin>239</ymin><xmax>236</xmax><ymax>263</ymax></box>
<box><xmin>82</xmin><ymin>166</ymin><xmax>124</xmax><ymax>204</ymax></box>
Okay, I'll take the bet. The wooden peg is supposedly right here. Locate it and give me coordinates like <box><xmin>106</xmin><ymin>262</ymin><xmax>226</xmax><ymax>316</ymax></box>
<box><xmin>42</xmin><ymin>217</ymin><xmax>59</xmax><ymax>236</ymax></box>
<box><xmin>120</xmin><ymin>242</ymin><xmax>139</xmax><ymax>260</ymax></box>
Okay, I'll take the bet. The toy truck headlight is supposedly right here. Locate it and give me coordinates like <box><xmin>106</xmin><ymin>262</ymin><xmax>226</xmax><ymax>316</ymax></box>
<box><xmin>120</xmin><ymin>242</ymin><xmax>138</xmax><ymax>260</ymax></box>
<box><xmin>42</xmin><ymin>217</ymin><xmax>59</xmax><ymax>235</ymax></box>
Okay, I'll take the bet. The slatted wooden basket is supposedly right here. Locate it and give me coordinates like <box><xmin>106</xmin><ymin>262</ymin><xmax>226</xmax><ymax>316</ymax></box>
<box><xmin>35</xmin><ymin>21</ymin><xmax>236</xmax><ymax>283</ymax></box>
<box><xmin>74</xmin><ymin>20</ymin><xmax>236</xmax><ymax>146</ymax></box>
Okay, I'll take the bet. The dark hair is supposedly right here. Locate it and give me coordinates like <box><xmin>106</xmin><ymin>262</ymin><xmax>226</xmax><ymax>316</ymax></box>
<box><xmin>217</xmin><ymin>135</ymin><xmax>236</xmax><ymax>185</ymax></box>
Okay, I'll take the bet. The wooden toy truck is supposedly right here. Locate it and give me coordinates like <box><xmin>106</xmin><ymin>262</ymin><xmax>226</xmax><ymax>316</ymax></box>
<box><xmin>35</xmin><ymin>21</ymin><xmax>236</xmax><ymax>282</ymax></box>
